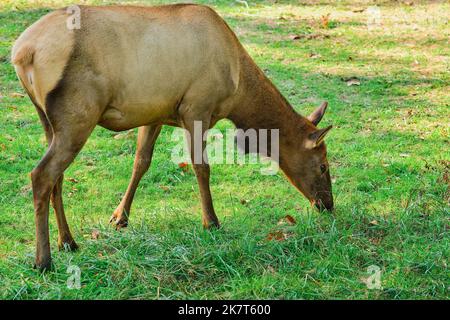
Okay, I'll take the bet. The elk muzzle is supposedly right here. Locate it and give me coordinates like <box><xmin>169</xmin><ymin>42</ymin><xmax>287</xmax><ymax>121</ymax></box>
<box><xmin>312</xmin><ymin>191</ymin><xmax>334</xmax><ymax>212</ymax></box>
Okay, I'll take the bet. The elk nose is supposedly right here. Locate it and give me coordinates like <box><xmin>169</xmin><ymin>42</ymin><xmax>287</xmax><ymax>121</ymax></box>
<box><xmin>313</xmin><ymin>199</ymin><xmax>334</xmax><ymax>212</ymax></box>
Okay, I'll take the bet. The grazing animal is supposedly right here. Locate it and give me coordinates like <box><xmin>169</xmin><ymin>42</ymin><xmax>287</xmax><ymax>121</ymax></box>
<box><xmin>12</xmin><ymin>4</ymin><xmax>334</xmax><ymax>271</ymax></box>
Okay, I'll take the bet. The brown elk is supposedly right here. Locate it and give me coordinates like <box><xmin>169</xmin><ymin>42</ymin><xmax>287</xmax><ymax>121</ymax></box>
<box><xmin>12</xmin><ymin>4</ymin><xmax>333</xmax><ymax>271</ymax></box>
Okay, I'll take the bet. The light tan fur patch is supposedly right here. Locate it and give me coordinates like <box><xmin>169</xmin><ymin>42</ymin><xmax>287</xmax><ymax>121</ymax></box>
<box><xmin>12</xmin><ymin>9</ymin><xmax>75</xmax><ymax>109</ymax></box>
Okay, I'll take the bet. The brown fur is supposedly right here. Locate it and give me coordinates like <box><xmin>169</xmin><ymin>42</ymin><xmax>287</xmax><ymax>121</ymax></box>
<box><xmin>12</xmin><ymin>4</ymin><xmax>333</xmax><ymax>271</ymax></box>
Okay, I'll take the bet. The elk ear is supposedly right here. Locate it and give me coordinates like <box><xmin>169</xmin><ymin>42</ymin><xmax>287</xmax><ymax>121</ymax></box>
<box><xmin>308</xmin><ymin>101</ymin><xmax>328</xmax><ymax>126</ymax></box>
<box><xmin>306</xmin><ymin>125</ymin><xmax>332</xmax><ymax>149</ymax></box>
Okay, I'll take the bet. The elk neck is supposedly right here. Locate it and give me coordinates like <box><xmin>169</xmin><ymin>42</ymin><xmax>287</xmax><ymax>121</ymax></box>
<box><xmin>227</xmin><ymin>54</ymin><xmax>314</xmax><ymax>152</ymax></box>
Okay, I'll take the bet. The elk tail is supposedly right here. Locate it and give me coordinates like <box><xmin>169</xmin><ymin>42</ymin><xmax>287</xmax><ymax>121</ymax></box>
<box><xmin>11</xmin><ymin>44</ymin><xmax>34</xmax><ymax>66</ymax></box>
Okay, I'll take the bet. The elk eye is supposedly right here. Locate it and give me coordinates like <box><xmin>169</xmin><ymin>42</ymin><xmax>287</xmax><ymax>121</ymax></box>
<box><xmin>320</xmin><ymin>164</ymin><xmax>327</xmax><ymax>173</ymax></box>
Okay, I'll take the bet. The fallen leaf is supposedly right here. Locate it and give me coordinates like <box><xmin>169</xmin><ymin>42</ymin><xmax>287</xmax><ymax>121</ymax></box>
<box><xmin>240</xmin><ymin>199</ymin><xmax>249</xmax><ymax>205</ymax></box>
<box><xmin>266</xmin><ymin>230</ymin><xmax>292</xmax><ymax>241</ymax></box>
<box><xmin>4</xmin><ymin>134</ymin><xmax>14</xmax><ymax>141</ymax></box>
<box><xmin>10</xmin><ymin>92</ymin><xmax>25</xmax><ymax>98</ymax></box>
<box><xmin>369</xmin><ymin>220</ymin><xmax>379</xmax><ymax>226</ymax></box>
<box><xmin>306</xmin><ymin>268</ymin><xmax>316</xmax><ymax>274</ymax></box>
<box><xmin>370</xmin><ymin>237</ymin><xmax>382</xmax><ymax>245</ymax></box>
<box><xmin>266</xmin><ymin>265</ymin><xmax>276</xmax><ymax>274</ymax></box>
<box><xmin>266</xmin><ymin>231</ymin><xmax>281</xmax><ymax>241</ymax></box>
<box><xmin>320</xmin><ymin>13</ymin><xmax>330</xmax><ymax>29</ymax></box>
<box><xmin>178</xmin><ymin>162</ymin><xmax>190</xmax><ymax>173</ymax></box>
<box><xmin>400</xmin><ymin>153</ymin><xmax>410</xmax><ymax>158</ymax></box>
<box><xmin>309</xmin><ymin>53</ymin><xmax>322</xmax><ymax>59</ymax></box>
<box><xmin>20</xmin><ymin>184</ymin><xmax>32</xmax><ymax>195</ymax></box>
<box><xmin>285</xmin><ymin>215</ymin><xmax>296</xmax><ymax>225</ymax></box>
<box><xmin>345</xmin><ymin>77</ymin><xmax>361</xmax><ymax>86</ymax></box>
<box><xmin>360</xmin><ymin>276</ymin><xmax>369</xmax><ymax>285</ymax></box>
<box><xmin>266</xmin><ymin>19</ymin><xmax>277</xmax><ymax>28</ymax></box>
<box><xmin>159</xmin><ymin>185</ymin><xmax>170</xmax><ymax>191</ymax></box>
<box><xmin>278</xmin><ymin>214</ymin><xmax>297</xmax><ymax>226</ymax></box>
<box><xmin>290</xmin><ymin>34</ymin><xmax>330</xmax><ymax>41</ymax></box>
<box><xmin>113</xmin><ymin>131</ymin><xmax>134</xmax><ymax>140</ymax></box>
<box><xmin>91</xmin><ymin>229</ymin><xmax>100</xmax><ymax>240</ymax></box>
<box><xmin>352</xmin><ymin>8</ymin><xmax>365</xmax><ymax>13</ymax></box>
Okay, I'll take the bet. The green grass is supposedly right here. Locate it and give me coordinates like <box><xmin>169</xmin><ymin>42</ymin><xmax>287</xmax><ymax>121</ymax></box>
<box><xmin>0</xmin><ymin>0</ymin><xmax>449</xmax><ymax>299</ymax></box>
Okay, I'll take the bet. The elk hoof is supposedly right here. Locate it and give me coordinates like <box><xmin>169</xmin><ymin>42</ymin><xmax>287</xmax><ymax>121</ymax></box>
<box><xmin>203</xmin><ymin>219</ymin><xmax>221</xmax><ymax>230</ymax></box>
<box><xmin>34</xmin><ymin>259</ymin><xmax>52</xmax><ymax>272</ymax></box>
<box><xmin>109</xmin><ymin>210</ymin><xmax>129</xmax><ymax>230</ymax></box>
<box><xmin>58</xmin><ymin>238</ymin><xmax>79</xmax><ymax>251</ymax></box>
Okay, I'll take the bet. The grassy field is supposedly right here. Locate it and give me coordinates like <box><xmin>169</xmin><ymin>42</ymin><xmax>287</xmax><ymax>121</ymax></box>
<box><xmin>0</xmin><ymin>0</ymin><xmax>448</xmax><ymax>299</ymax></box>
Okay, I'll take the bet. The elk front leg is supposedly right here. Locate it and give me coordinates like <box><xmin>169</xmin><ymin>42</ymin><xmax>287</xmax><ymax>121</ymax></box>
<box><xmin>182</xmin><ymin>117</ymin><xmax>220</xmax><ymax>229</ymax></box>
<box><xmin>35</xmin><ymin>106</ymin><xmax>77</xmax><ymax>251</ymax></box>
<box><xmin>110</xmin><ymin>125</ymin><xmax>162</xmax><ymax>229</ymax></box>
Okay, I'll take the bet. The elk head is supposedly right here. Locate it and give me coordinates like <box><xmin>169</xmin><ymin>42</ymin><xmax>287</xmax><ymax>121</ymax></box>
<box><xmin>280</xmin><ymin>102</ymin><xmax>334</xmax><ymax>211</ymax></box>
